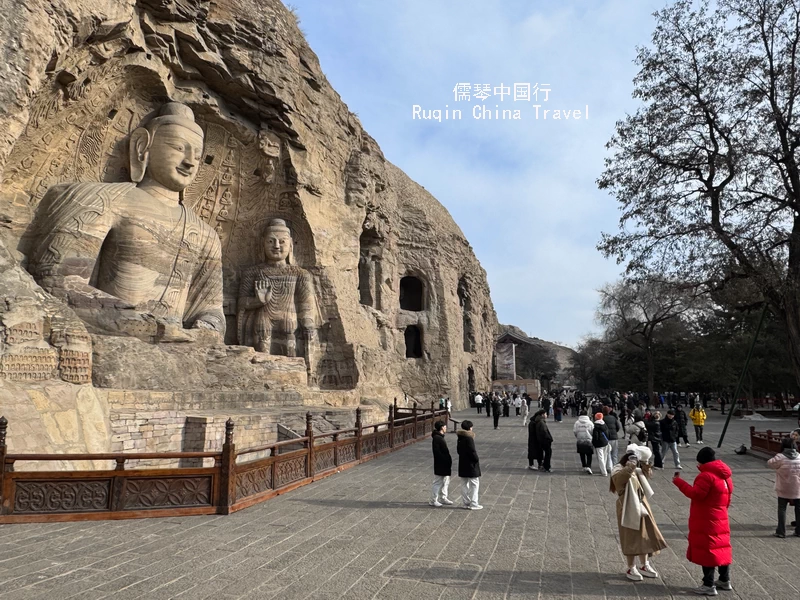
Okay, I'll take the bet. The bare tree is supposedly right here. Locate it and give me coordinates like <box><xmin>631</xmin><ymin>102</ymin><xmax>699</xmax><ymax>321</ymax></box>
<box><xmin>598</xmin><ymin>0</ymin><xmax>800</xmax><ymax>388</ymax></box>
<box><xmin>597</xmin><ymin>279</ymin><xmax>695</xmax><ymax>398</ymax></box>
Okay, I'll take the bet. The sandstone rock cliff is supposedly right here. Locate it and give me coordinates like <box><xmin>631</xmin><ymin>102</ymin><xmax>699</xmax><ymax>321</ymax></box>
<box><xmin>0</xmin><ymin>0</ymin><xmax>495</xmax><ymax>455</ymax></box>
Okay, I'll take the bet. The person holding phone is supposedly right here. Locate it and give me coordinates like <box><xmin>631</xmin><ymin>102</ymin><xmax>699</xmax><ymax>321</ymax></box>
<box><xmin>673</xmin><ymin>447</ymin><xmax>734</xmax><ymax>596</ymax></box>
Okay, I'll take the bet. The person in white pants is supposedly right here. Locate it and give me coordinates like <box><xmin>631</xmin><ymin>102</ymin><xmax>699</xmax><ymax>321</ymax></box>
<box><xmin>521</xmin><ymin>398</ymin><xmax>530</xmax><ymax>426</ymax></box>
<box><xmin>592</xmin><ymin>412</ymin><xmax>611</xmax><ymax>476</ymax></box>
<box><xmin>456</xmin><ymin>420</ymin><xmax>482</xmax><ymax>510</ymax></box>
<box><xmin>430</xmin><ymin>421</ymin><xmax>453</xmax><ymax>506</ymax></box>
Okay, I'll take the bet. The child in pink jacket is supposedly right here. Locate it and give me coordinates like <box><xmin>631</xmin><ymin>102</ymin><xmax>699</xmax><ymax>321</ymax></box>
<box><xmin>767</xmin><ymin>437</ymin><xmax>800</xmax><ymax>538</ymax></box>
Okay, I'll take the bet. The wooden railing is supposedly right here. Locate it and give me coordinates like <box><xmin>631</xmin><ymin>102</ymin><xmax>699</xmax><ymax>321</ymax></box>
<box><xmin>0</xmin><ymin>406</ymin><xmax>450</xmax><ymax>523</ymax></box>
<box><xmin>749</xmin><ymin>427</ymin><xmax>800</xmax><ymax>458</ymax></box>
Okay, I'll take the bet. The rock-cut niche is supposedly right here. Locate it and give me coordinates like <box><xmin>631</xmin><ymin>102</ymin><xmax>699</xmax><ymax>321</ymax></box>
<box><xmin>399</xmin><ymin>276</ymin><xmax>424</xmax><ymax>311</ymax></box>
<box><xmin>405</xmin><ymin>325</ymin><xmax>423</xmax><ymax>358</ymax></box>
<box><xmin>458</xmin><ymin>277</ymin><xmax>476</xmax><ymax>352</ymax></box>
<box><xmin>359</xmin><ymin>228</ymin><xmax>383</xmax><ymax>310</ymax></box>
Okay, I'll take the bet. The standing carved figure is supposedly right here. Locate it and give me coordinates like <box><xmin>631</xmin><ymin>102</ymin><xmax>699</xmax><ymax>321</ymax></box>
<box><xmin>27</xmin><ymin>102</ymin><xmax>225</xmax><ymax>338</ymax></box>
<box><xmin>237</xmin><ymin>219</ymin><xmax>318</xmax><ymax>363</ymax></box>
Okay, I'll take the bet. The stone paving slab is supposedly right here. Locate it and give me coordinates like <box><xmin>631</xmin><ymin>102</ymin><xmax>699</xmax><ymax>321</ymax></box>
<box><xmin>1</xmin><ymin>409</ymin><xmax>799</xmax><ymax>599</ymax></box>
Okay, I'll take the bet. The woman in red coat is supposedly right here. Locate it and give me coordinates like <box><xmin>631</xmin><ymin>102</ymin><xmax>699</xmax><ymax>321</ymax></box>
<box><xmin>673</xmin><ymin>447</ymin><xmax>733</xmax><ymax>596</ymax></box>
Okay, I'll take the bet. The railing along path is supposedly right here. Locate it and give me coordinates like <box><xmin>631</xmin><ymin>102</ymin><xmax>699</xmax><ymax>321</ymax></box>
<box><xmin>0</xmin><ymin>404</ymin><xmax>449</xmax><ymax>523</ymax></box>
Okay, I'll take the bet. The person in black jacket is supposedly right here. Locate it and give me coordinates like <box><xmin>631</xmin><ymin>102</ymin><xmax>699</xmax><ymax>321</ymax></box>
<box><xmin>456</xmin><ymin>420</ymin><xmax>482</xmax><ymax>510</ymax></box>
<box><xmin>535</xmin><ymin>410</ymin><xmax>554</xmax><ymax>472</ymax></box>
<box><xmin>528</xmin><ymin>410</ymin><xmax>545</xmax><ymax>470</ymax></box>
<box><xmin>644</xmin><ymin>412</ymin><xmax>663</xmax><ymax>468</ymax></box>
<box><xmin>430</xmin><ymin>421</ymin><xmax>454</xmax><ymax>507</ymax></box>
<box><xmin>492</xmin><ymin>397</ymin><xmax>502</xmax><ymax>429</ymax></box>
<box><xmin>675</xmin><ymin>405</ymin><xmax>690</xmax><ymax>447</ymax></box>
<box><xmin>659</xmin><ymin>410</ymin><xmax>682</xmax><ymax>469</ymax></box>
<box><xmin>592</xmin><ymin>412</ymin><xmax>610</xmax><ymax>476</ymax></box>
<box><xmin>603</xmin><ymin>406</ymin><xmax>622</xmax><ymax>468</ymax></box>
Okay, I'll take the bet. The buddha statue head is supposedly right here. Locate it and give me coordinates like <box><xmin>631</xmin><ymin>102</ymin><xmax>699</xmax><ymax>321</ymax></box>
<box><xmin>129</xmin><ymin>102</ymin><xmax>205</xmax><ymax>193</ymax></box>
<box><xmin>263</xmin><ymin>218</ymin><xmax>295</xmax><ymax>265</ymax></box>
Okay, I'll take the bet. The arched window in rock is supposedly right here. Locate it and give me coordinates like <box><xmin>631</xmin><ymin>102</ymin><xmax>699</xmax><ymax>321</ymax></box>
<box><xmin>458</xmin><ymin>277</ymin><xmax>476</xmax><ymax>352</ymax></box>
<box><xmin>467</xmin><ymin>365</ymin><xmax>476</xmax><ymax>393</ymax></box>
<box><xmin>404</xmin><ymin>325</ymin><xmax>423</xmax><ymax>358</ymax></box>
<box><xmin>359</xmin><ymin>230</ymin><xmax>383</xmax><ymax>309</ymax></box>
<box><xmin>399</xmin><ymin>276</ymin><xmax>424</xmax><ymax>311</ymax></box>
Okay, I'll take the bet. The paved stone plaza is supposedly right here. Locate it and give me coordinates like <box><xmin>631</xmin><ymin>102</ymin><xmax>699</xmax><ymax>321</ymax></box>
<box><xmin>1</xmin><ymin>410</ymin><xmax>799</xmax><ymax>599</ymax></box>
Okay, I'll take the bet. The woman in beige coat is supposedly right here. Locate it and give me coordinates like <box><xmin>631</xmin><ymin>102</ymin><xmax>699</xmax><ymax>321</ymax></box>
<box><xmin>609</xmin><ymin>450</ymin><xmax>668</xmax><ymax>581</ymax></box>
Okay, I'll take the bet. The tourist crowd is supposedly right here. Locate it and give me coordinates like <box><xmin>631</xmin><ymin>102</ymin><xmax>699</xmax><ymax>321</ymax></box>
<box><xmin>429</xmin><ymin>390</ymin><xmax>800</xmax><ymax>596</ymax></box>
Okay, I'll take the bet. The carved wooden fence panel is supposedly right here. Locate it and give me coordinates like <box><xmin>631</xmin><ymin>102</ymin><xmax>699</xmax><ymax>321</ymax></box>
<box><xmin>749</xmin><ymin>427</ymin><xmax>800</xmax><ymax>457</ymax></box>
<box><xmin>0</xmin><ymin>408</ymin><xmax>449</xmax><ymax>523</ymax></box>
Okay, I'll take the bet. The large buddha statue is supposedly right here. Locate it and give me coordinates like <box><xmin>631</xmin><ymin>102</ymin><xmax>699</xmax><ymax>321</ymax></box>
<box><xmin>237</xmin><ymin>219</ymin><xmax>318</xmax><ymax>363</ymax></box>
<box><xmin>27</xmin><ymin>103</ymin><xmax>225</xmax><ymax>339</ymax></box>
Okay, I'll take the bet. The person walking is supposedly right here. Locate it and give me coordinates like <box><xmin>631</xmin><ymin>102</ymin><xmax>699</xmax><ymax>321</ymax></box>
<box><xmin>514</xmin><ymin>394</ymin><xmax>522</xmax><ymax>416</ymax></box>
<box><xmin>502</xmin><ymin>396</ymin><xmax>510</xmax><ymax>418</ymax></box>
<box><xmin>604</xmin><ymin>406</ymin><xmax>622</xmax><ymax>467</ymax></box>
<box><xmin>521</xmin><ymin>395</ymin><xmax>530</xmax><ymax>426</ymax></box>
<box><xmin>660</xmin><ymin>410</ymin><xmax>682</xmax><ymax>470</ymax></box>
<box><xmin>689</xmin><ymin>403</ymin><xmax>707</xmax><ymax>445</ymax></box>
<box><xmin>676</xmin><ymin>405</ymin><xmax>690</xmax><ymax>447</ymax></box>
<box><xmin>475</xmin><ymin>393</ymin><xmax>483</xmax><ymax>414</ymax></box>
<box><xmin>486</xmin><ymin>394</ymin><xmax>493</xmax><ymax>418</ymax></box>
<box><xmin>430</xmin><ymin>420</ymin><xmax>454</xmax><ymax>507</ymax></box>
<box><xmin>574</xmin><ymin>410</ymin><xmax>595</xmax><ymax>474</ymax></box>
<box><xmin>673</xmin><ymin>447</ymin><xmax>733</xmax><ymax>596</ymax></box>
<box><xmin>492</xmin><ymin>396</ymin><xmax>501</xmax><ymax>429</ymax></box>
<box><xmin>767</xmin><ymin>437</ymin><xmax>800</xmax><ymax>538</ymax></box>
<box><xmin>592</xmin><ymin>412</ymin><xmax>611</xmax><ymax>477</ymax></box>
<box><xmin>610</xmin><ymin>450</ymin><xmax>667</xmax><ymax>581</ymax></box>
<box><xmin>535</xmin><ymin>409</ymin><xmax>553</xmax><ymax>472</ymax></box>
<box><xmin>456</xmin><ymin>420</ymin><xmax>482</xmax><ymax>510</ymax></box>
<box><xmin>554</xmin><ymin>398</ymin><xmax>564</xmax><ymax>423</ymax></box>
<box><xmin>527</xmin><ymin>410</ymin><xmax>544</xmax><ymax>470</ymax></box>
<box><xmin>645</xmin><ymin>411</ymin><xmax>663</xmax><ymax>469</ymax></box>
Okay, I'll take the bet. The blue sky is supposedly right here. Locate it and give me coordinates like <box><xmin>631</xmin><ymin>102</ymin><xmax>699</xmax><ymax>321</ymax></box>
<box><xmin>288</xmin><ymin>0</ymin><xmax>665</xmax><ymax>347</ymax></box>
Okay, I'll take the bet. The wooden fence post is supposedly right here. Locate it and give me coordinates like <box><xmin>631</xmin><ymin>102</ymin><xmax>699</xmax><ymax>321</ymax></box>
<box><xmin>306</xmin><ymin>412</ymin><xmax>315</xmax><ymax>478</ymax></box>
<box><xmin>389</xmin><ymin>405</ymin><xmax>395</xmax><ymax>448</ymax></box>
<box><xmin>218</xmin><ymin>418</ymin><xmax>236</xmax><ymax>514</ymax></box>
<box><xmin>0</xmin><ymin>417</ymin><xmax>7</xmax><ymax>514</ymax></box>
<box><xmin>355</xmin><ymin>408</ymin><xmax>363</xmax><ymax>460</ymax></box>
<box><xmin>412</xmin><ymin>404</ymin><xmax>418</xmax><ymax>439</ymax></box>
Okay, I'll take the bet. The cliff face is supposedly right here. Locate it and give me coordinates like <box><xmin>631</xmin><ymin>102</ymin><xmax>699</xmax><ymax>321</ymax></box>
<box><xmin>0</xmin><ymin>0</ymin><xmax>495</xmax><ymax>436</ymax></box>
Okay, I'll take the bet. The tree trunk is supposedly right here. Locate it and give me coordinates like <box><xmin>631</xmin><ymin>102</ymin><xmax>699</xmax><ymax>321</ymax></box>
<box><xmin>646</xmin><ymin>342</ymin><xmax>655</xmax><ymax>400</ymax></box>
<box><xmin>783</xmin><ymin>298</ymin><xmax>800</xmax><ymax>395</ymax></box>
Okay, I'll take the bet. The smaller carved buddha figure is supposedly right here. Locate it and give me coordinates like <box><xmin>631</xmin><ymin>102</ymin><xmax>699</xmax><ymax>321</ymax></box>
<box><xmin>237</xmin><ymin>219</ymin><xmax>318</xmax><ymax>360</ymax></box>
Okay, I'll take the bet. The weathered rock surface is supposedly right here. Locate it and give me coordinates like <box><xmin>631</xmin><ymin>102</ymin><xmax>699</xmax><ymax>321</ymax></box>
<box><xmin>0</xmin><ymin>0</ymin><xmax>495</xmax><ymax>457</ymax></box>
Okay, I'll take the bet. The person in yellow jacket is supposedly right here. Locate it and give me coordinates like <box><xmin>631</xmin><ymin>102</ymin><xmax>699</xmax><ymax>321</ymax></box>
<box><xmin>689</xmin><ymin>403</ymin><xmax>707</xmax><ymax>444</ymax></box>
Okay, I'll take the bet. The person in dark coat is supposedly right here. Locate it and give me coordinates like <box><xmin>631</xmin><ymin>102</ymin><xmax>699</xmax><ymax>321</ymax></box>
<box><xmin>430</xmin><ymin>420</ymin><xmax>453</xmax><ymax>507</ymax></box>
<box><xmin>456</xmin><ymin>420</ymin><xmax>482</xmax><ymax>510</ymax></box>
<box><xmin>675</xmin><ymin>405</ymin><xmax>690</xmax><ymax>447</ymax></box>
<box><xmin>673</xmin><ymin>447</ymin><xmax>734</xmax><ymax>595</ymax></box>
<box><xmin>603</xmin><ymin>406</ymin><xmax>622</xmax><ymax>466</ymax></box>
<box><xmin>527</xmin><ymin>410</ymin><xmax>544</xmax><ymax>469</ymax></box>
<box><xmin>644</xmin><ymin>411</ymin><xmax>663</xmax><ymax>469</ymax></box>
<box><xmin>660</xmin><ymin>410</ymin><xmax>682</xmax><ymax>469</ymax></box>
<box><xmin>535</xmin><ymin>410</ymin><xmax>554</xmax><ymax>472</ymax></box>
<box><xmin>592</xmin><ymin>412</ymin><xmax>611</xmax><ymax>476</ymax></box>
<box><xmin>492</xmin><ymin>397</ymin><xmax>502</xmax><ymax>429</ymax></box>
